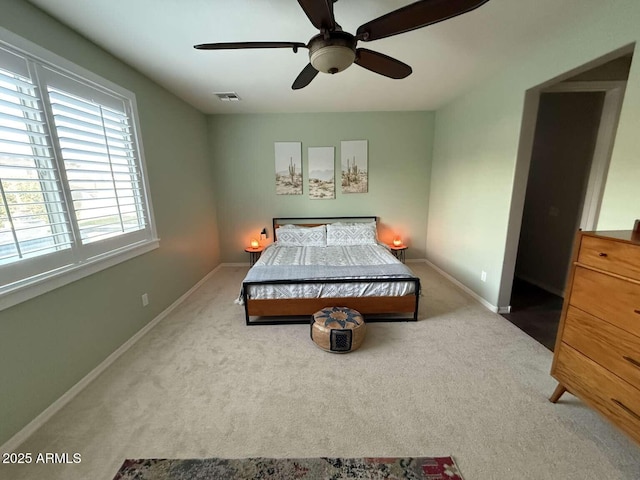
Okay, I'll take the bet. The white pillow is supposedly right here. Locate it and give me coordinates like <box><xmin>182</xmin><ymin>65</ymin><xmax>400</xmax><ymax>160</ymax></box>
<box><xmin>276</xmin><ymin>225</ymin><xmax>327</xmax><ymax>246</ymax></box>
<box><xmin>326</xmin><ymin>222</ymin><xmax>377</xmax><ymax>246</ymax></box>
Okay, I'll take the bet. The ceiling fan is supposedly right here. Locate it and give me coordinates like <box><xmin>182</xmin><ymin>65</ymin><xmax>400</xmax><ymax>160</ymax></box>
<box><xmin>194</xmin><ymin>0</ymin><xmax>491</xmax><ymax>90</ymax></box>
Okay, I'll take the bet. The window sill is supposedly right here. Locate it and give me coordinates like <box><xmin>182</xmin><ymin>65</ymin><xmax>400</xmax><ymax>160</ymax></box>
<box><xmin>0</xmin><ymin>238</ymin><xmax>160</xmax><ymax>312</ymax></box>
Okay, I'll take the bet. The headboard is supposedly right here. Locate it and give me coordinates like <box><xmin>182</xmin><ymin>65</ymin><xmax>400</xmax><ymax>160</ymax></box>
<box><xmin>272</xmin><ymin>216</ymin><xmax>378</xmax><ymax>241</ymax></box>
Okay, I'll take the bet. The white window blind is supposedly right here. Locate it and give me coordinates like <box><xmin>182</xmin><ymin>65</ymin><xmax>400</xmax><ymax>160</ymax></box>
<box><xmin>0</xmin><ymin>37</ymin><xmax>157</xmax><ymax>309</ymax></box>
<box><xmin>48</xmin><ymin>86</ymin><xmax>147</xmax><ymax>244</ymax></box>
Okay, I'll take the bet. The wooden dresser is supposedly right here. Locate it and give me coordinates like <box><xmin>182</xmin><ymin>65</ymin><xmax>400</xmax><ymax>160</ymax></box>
<box><xmin>550</xmin><ymin>230</ymin><xmax>640</xmax><ymax>444</ymax></box>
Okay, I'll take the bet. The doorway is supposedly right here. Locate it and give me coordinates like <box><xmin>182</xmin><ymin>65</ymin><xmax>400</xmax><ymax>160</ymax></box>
<box><xmin>499</xmin><ymin>50</ymin><xmax>632</xmax><ymax>350</ymax></box>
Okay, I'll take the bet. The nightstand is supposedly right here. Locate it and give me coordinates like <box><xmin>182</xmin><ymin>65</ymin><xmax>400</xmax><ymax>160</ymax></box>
<box><xmin>389</xmin><ymin>245</ymin><xmax>407</xmax><ymax>263</ymax></box>
<box><xmin>244</xmin><ymin>246</ymin><xmax>264</xmax><ymax>266</ymax></box>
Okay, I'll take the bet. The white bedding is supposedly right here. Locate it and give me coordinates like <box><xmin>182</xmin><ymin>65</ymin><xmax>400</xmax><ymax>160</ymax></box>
<box><xmin>243</xmin><ymin>243</ymin><xmax>417</xmax><ymax>300</ymax></box>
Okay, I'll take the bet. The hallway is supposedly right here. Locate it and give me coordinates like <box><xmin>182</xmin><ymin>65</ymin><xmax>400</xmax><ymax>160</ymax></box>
<box><xmin>501</xmin><ymin>278</ymin><xmax>563</xmax><ymax>350</ymax></box>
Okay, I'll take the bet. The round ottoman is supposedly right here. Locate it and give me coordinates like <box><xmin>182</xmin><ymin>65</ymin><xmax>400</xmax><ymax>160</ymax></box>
<box><xmin>310</xmin><ymin>306</ymin><xmax>366</xmax><ymax>353</ymax></box>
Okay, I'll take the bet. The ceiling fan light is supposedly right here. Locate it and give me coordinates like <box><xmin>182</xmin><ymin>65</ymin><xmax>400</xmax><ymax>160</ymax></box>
<box><xmin>310</xmin><ymin>45</ymin><xmax>355</xmax><ymax>74</ymax></box>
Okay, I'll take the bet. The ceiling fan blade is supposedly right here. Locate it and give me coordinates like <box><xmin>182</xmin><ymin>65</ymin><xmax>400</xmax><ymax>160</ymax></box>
<box><xmin>356</xmin><ymin>0</ymin><xmax>490</xmax><ymax>42</ymax></box>
<box><xmin>355</xmin><ymin>49</ymin><xmax>412</xmax><ymax>79</ymax></box>
<box><xmin>292</xmin><ymin>63</ymin><xmax>319</xmax><ymax>90</ymax></box>
<box><xmin>297</xmin><ymin>0</ymin><xmax>336</xmax><ymax>31</ymax></box>
<box><xmin>194</xmin><ymin>41</ymin><xmax>307</xmax><ymax>51</ymax></box>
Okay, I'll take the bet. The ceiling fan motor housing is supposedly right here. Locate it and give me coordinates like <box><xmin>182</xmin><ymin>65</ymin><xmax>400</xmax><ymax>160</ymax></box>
<box><xmin>308</xmin><ymin>32</ymin><xmax>356</xmax><ymax>74</ymax></box>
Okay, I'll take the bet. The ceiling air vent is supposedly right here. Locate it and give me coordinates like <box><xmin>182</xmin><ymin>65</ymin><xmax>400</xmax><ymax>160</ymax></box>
<box><xmin>214</xmin><ymin>92</ymin><xmax>241</xmax><ymax>102</ymax></box>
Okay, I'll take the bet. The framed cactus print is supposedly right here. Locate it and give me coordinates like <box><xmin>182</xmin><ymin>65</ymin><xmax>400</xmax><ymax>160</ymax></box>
<box><xmin>274</xmin><ymin>142</ymin><xmax>302</xmax><ymax>195</ymax></box>
<box><xmin>308</xmin><ymin>146</ymin><xmax>335</xmax><ymax>199</ymax></box>
<box><xmin>341</xmin><ymin>140</ymin><xmax>368</xmax><ymax>193</ymax></box>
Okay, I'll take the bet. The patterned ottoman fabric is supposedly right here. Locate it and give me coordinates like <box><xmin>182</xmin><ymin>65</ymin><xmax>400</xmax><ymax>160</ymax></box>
<box><xmin>311</xmin><ymin>307</ymin><xmax>366</xmax><ymax>353</ymax></box>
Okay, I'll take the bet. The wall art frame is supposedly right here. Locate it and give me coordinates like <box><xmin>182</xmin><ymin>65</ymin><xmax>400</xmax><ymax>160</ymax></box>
<box><xmin>274</xmin><ymin>141</ymin><xmax>302</xmax><ymax>195</ymax></box>
<box><xmin>341</xmin><ymin>140</ymin><xmax>368</xmax><ymax>193</ymax></box>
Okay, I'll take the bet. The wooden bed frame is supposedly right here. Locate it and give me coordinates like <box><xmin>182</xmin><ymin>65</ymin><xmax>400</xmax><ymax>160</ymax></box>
<box><xmin>242</xmin><ymin>216</ymin><xmax>420</xmax><ymax>325</ymax></box>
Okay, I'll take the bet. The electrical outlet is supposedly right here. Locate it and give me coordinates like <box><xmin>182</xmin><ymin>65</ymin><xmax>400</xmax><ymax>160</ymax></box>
<box><xmin>141</xmin><ymin>293</ymin><xmax>149</xmax><ymax>307</ymax></box>
<box><xmin>481</xmin><ymin>271</ymin><xmax>487</xmax><ymax>282</ymax></box>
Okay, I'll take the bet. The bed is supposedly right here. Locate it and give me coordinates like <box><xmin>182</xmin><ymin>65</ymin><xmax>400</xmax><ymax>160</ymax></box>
<box><xmin>240</xmin><ymin>216</ymin><xmax>420</xmax><ymax>325</ymax></box>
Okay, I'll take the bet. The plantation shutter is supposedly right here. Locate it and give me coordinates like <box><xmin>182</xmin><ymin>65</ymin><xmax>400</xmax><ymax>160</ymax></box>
<box><xmin>0</xmin><ymin>36</ymin><xmax>157</xmax><ymax>308</ymax></box>
<box><xmin>43</xmin><ymin>69</ymin><xmax>148</xmax><ymax>247</ymax></box>
<box><xmin>0</xmin><ymin>47</ymin><xmax>72</xmax><ymax>276</ymax></box>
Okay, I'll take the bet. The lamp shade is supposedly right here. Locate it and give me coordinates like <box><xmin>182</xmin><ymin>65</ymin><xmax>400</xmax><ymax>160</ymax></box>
<box><xmin>250</xmin><ymin>238</ymin><xmax>259</xmax><ymax>249</ymax></box>
<box><xmin>392</xmin><ymin>236</ymin><xmax>403</xmax><ymax>247</ymax></box>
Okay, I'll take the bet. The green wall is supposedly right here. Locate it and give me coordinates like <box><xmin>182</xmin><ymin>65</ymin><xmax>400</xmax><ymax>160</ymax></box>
<box><xmin>209</xmin><ymin>112</ymin><xmax>433</xmax><ymax>262</ymax></box>
<box><xmin>0</xmin><ymin>0</ymin><xmax>219</xmax><ymax>446</ymax></box>
<box><xmin>427</xmin><ymin>0</ymin><xmax>640</xmax><ymax>308</ymax></box>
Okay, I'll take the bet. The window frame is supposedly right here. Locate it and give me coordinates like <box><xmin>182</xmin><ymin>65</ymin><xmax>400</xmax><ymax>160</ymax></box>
<box><xmin>0</xmin><ymin>27</ymin><xmax>159</xmax><ymax>311</ymax></box>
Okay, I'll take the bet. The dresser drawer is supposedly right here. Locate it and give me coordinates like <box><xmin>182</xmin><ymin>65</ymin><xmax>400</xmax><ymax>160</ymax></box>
<box><xmin>563</xmin><ymin>306</ymin><xmax>640</xmax><ymax>389</ymax></box>
<box><xmin>554</xmin><ymin>343</ymin><xmax>640</xmax><ymax>444</ymax></box>
<box><xmin>578</xmin><ymin>235</ymin><xmax>640</xmax><ymax>280</ymax></box>
<box><xmin>570</xmin><ymin>266</ymin><xmax>640</xmax><ymax>337</ymax></box>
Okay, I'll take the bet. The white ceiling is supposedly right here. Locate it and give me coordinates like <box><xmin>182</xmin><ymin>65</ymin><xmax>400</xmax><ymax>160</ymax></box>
<box><xmin>27</xmin><ymin>0</ymin><xmax>601</xmax><ymax>114</ymax></box>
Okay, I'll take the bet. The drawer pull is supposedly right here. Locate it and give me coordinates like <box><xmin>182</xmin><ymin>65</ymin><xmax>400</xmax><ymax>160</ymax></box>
<box><xmin>612</xmin><ymin>399</ymin><xmax>640</xmax><ymax>421</ymax></box>
<box><xmin>623</xmin><ymin>356</ymin><xmax>640</xmax><ymax>369</ymax></box>
<box><xmin>635</xmin><ymin>309</ymin><xmax>640</xmax><ymax>315</ymax></box>
<box><xmin>598</xmin><ymin>252</ymin><xmax>608</xmax><ymax>257</ymax></box>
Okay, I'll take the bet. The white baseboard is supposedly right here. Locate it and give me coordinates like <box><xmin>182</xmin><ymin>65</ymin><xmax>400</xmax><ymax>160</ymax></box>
<box><xmin>1</xmin><ymin>265</ymin><xmax>222</xmax><ymax>454</ymax></box>
<box><xmin>423</xmin><ymin>260</ymin><xmax>499</xmax><ymax>313</ymax></box>
<box><xmin>405</xmin><ymin>258</ymin><xmax>427</xmax><ymax>264</ymax></box>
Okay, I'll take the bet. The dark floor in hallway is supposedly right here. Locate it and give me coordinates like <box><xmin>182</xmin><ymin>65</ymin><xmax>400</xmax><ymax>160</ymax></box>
<box><xmin>501</xmin><ymin>278</ymin><xmax>563</xmax><ymax>351</ymax></box>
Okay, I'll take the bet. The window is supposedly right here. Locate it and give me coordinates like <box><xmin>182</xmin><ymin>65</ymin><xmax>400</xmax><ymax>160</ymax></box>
<box><xmin>0</xmin><ymin>33</ymin><xmax>158</xmax><ymax>310</ymax></box>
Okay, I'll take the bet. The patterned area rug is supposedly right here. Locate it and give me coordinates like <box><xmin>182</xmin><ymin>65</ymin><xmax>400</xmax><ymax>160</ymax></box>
<box><xmin>113</xmin><ymin>456</ymin><xmax>464</xmax><ymax>479</ymax></box>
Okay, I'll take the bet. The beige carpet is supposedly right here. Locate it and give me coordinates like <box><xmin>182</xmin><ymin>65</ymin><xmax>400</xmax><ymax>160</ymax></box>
<box><xmin>2</xmin><ymin>264</ymin><xmax>639</xmax><ymax>480</ymax></box>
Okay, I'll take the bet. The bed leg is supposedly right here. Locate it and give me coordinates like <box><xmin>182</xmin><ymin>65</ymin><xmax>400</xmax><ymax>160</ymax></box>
<box><xmin>243</xmin><ymin>283</ymin><xmax>251</xmax><ymax>326</ymax></box>
<box><xmin>413</xmin><ymin>279</ymin><xmax>421</xmax><ymax>321</ymax></box>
